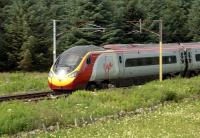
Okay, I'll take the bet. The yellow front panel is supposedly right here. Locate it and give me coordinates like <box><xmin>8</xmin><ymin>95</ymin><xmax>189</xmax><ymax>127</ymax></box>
<box><xmin>48</xmin><ymin>77</ymin><xmax>75</xmax><ymax>86</ymax></box>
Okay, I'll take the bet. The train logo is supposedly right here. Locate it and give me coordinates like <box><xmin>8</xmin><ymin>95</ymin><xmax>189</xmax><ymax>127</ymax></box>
<box><xmin>103</xmin><ymin>56</ymin><xmax>113</xmax><ymax>78</ymax></box>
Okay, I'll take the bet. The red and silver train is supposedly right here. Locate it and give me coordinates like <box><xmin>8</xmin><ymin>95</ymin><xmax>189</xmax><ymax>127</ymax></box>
<box><xmin>48</xmin><ymin>43</ymin><xmax>200</xmax><ymax>91</ymax></box>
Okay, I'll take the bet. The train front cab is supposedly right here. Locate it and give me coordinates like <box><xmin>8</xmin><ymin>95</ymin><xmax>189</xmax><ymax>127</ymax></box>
<box><xmin>48</xmin><ymin>54</ymin><xmax>83</xmax><ymax>91</ymax></box>
<box><xmin>48</xmin><ymin>45</ymin><xmax>105</xmax><ymax>91</ymax></box>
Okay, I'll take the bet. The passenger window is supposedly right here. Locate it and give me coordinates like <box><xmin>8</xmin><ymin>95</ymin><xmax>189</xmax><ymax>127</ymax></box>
<box><xmin>86</xmin><ymin>56</ymin><xmax>91</xmax><ymax>64</ymax></box>
<box><xmin>196</xmin><ymin>54</ymin><xmax>200</xmax><ymax>61</ymax></box>
<box><xmin>188</xmin><ymin>52</ymin><xmax>191</xmax><ymax>58</ymax></box>
<box><xmin>125</xmin><ymin>56</ymin><xmax>177</xmax><ymax>67</ymax></box>
<box><xmin>119</xmin><ymin>56</ymin><xmax>122</xmax><ymax>63</ymax></box>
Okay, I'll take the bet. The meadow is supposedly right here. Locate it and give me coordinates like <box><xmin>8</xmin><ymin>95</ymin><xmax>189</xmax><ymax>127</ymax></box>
<box><xmin>0</xmin><ymin>75</ymin><xmax>200</xmax><ymax>136</ymax></box>
<box><xmin>36</xmin><ymin>99</ymin><xmax>200</xmax><ymax>138</ymax></box>
<box><xmin>0</xmin><ymin>72</ymin><xmax>49</xmax><ymax>95</ymax></box>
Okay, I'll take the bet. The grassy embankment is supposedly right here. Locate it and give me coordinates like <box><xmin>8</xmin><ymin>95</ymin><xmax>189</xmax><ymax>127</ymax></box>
<box><xmin>0</xmin><ymin>72</ymin><xmax>49</xmax><ymax>95</ymax></box>
<box><xmin>36</xmin><ymin>99</ymin><xmax>200</xmax><ymax>138</ymax></box>
<box><xmin>0</xmin><ymin>76</ymin><xmax>200</xmax><ymax>136</ymax></box>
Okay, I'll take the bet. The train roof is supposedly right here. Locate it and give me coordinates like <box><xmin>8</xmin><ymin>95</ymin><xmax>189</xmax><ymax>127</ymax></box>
<box><xmin>103</xmin><ymin>43</ymin><xmax>182</xmax><ymax>51</ymax></box>
<box><xmin>180</xmin><ymin>43</ymin><xmax>200</xmax><ymax>49</ymax></box>
<box><xmin>103</xmin><ymin>43</ymin><xmax>200</xmax><ymax>52</ymax></box>
<box><xmin>62</xmin><ymin>45</ymin><xmax>105</xmax><ymax>56</ymax></box>
<box><xmin>61</xmin><ymin>43</ymin><xmax>200</xmax><ymax>56</ymax></box>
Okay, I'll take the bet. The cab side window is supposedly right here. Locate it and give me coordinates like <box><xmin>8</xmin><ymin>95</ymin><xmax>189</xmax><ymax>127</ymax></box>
<box><xmin>119</xmin><ymin>56</ymin><xmax>122</xmax><ymax>63</ymax></box>
<box><xmin>86</xmin><ymin>56</ymin><xmax>91</xmax><ymax>64</ymax></box>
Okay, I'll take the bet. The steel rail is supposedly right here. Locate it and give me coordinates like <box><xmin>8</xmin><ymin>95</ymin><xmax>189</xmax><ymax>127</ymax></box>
<box><xmin>0</xmin><ymin>91</ymin><xmax>69</xmax><ymax>102</ymax></box>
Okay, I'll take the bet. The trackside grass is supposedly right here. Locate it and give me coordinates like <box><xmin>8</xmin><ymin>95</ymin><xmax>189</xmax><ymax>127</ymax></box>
<box><xmin>0</xmin><ymin>72</ymin><xmax>49</xmax><ymax>95</ymax></box>
<box><xmin>0</xmin><ymin>76</ymin><xmax>200</xmax><ymax>135</ymax></box>
<box><xmin>36</xmin><ymin>99</ymin><xmax>200</xmax><ymax>138</ymax></box>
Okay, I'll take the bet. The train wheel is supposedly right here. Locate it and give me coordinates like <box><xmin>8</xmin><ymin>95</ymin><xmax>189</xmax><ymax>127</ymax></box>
<box><xmin>86</xmin><ymin>83</ymin><xmax>97</xmax><ymax>91</ymax></box>
<box><xmin>189</xmin><ymin>72</ymin><xmax>196</xmax><ymax>78</ymax></box>
<box><xmin>163</xmin><ymin>74</ymin><xmax>171</xmax><ymax>80</ymax></box>
<box><xmin>101</xmin><ymin>81</ymin><xmax>109</xmax><ymax>89</ymax></box>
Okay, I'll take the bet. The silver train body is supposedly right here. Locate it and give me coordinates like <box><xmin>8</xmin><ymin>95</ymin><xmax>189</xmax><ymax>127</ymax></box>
<box><xmin>48</xmin><ymin>43</ymin><xmax>200</xmax><ymax>90</ymax></box>
<box><xmin>100</xmin><ymin>43</ymin><xmax>200</xmax><ymax>87</ymax></box>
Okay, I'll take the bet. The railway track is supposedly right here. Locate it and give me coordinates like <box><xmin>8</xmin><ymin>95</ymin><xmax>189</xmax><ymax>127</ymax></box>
<box><xmin>0</xmin><ymin>91</ymin><xmax>70</xmax><ymax>103</ymax></box>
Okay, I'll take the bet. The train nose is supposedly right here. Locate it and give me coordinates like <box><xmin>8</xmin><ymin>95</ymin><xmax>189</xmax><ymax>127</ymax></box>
<box><xmin>48</xmin><ymin>71</ymin><xmax>78</xmax><ymax>90</ymax></box>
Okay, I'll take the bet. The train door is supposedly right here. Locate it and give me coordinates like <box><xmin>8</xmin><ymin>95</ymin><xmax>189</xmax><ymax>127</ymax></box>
<box><xmin>186</xmin><ymin>48</ymin><xmax>193</xmax><ymax>70</ymax></box>
<box><xmin>195</xmin><ymin>49</ymin><xmax>200</xmax><ymax>68</ymax></box>
<box><xmin>178</xmin><ymin>49</ymin><xmax>186</xmax><ymax>76</ymax></box>
<box><xmin>180</xmin><ymin>50</ymin><xmax>185</xmax><ymax>64</ymax></box>
<box><xmin>118</xmin><ymin>53</ymin><xmax>124</xmax><ymax>78</ymax></box>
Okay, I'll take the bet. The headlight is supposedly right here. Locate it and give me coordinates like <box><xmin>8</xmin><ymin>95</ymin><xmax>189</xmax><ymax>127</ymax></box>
<box><xmin>68</xmin><ymin>71</ymin><xmax>78</xmax><ymax>78</ymax></box>
<box><xmin>48</xmin><ymin>71</ymin><xmax>53</xmax><ymax>77</ymax></box>
<box><xmin>57</xmin><ymin>69</ymin><xmax>67</xmax><ymax>78</ymax></box>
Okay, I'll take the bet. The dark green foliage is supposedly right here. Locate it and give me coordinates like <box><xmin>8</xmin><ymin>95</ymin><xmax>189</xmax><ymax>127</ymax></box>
<box><xmin>187</xmin><ymin>0</ymin><xmax>200</xmax><ymax>41</ymax></box>
<box><xmin>0</xmin><ymin>0</ymin><xmax>11</xmax><ymax>71</ymax></box>
<box><xmin>0</xmin><ymin>0</ymin><xmax>200</xmax><ymax>71</ymax></box>
<box><xmin>18</xmin><ymin>49</ymin><xmax>33</xmax><ymax>71</ymax></box>
<box><xmin>161</xmin><ymin>91</ymin><xmax>178</xmax><ymax>102</ymax></box>
<box><xmin>161</xmin><ymin>0</ymin><xmax>191</xmax><ymax>42</ymax></box>
<box><xmin>64</xmin><ymin>0</ymin><xmax>114</xmax><ymax>47</ymax></box>
<box><xmin>117</xmin><ymin>0</ymin><xmax>148</xmax><ymax>43</ymax></box>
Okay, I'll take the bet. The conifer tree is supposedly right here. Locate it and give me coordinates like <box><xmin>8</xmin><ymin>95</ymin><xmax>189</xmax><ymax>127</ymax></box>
<box><xmin>187</xmin><ymin>0</ymin><xmax>200</xmax><ymax>41</ymax></box>
<box><xmin>62</xmin><ymin>0</ymin><xmax>114</xmax><ymax>48</ymax></box>
<box><xmin>0</xmin><ymin>0</ymin><xmax>199</xmax><ymax>71</ymax></box>
<box><xmin>161</xmin><ymin>0</ymin><xmax>190</xmax><ymax>42</ymax></box>
<box><xmin>0</xmin><ymin>1</ymin><xmax>8</xmax><ymax>70</ymax></box>
<box><xmin>4</xmin><ymin>0</ymin><xmax>31</xmax><ymax>70</ymax></box>
<box><xmin>18</xmin><ymin>49</ymin><xmax>33</xmax><ymax>71</ymax></box>
<box><xmin>104</xmin><ymin>0</ymin><xmax>147</xmax><ymax>44</ymax></box>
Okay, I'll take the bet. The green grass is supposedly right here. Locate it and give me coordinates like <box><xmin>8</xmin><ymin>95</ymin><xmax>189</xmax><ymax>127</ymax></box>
<box><xmin>0</xmin><ymin>72</ymin><xmax>49</xmax><ymax>95</ymax></box>
<box><xmin>0</xmin><ymin>76</ymin><xmax>200</xmax><ymax>135</ymax></box>
<box><xmin>36</xmin><ymin>99</ymin><xmax>200</xmax><ymax>138</ymax></box>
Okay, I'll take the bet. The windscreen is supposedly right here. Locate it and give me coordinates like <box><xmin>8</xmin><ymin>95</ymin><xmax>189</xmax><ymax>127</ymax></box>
<box><xmin>53</xmin><ymin>45</ymin><xmax>105</xmax><ymax>75</ymax></box>
<box><xmin>56</xmin><ymin>54</ymin><xmax>81</xmax><ymax>68</ymax></box>
<box><xmin>53</xmin><ymin>54</ymin><xmax>81</xmax><ymax>74</ymax></box>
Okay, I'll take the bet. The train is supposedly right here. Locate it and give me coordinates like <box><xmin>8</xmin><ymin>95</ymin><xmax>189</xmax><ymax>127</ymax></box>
<box><xmin>48</xmin><ymin>43</ymin><xmax>200</xmax><ymax>91</ymax></box>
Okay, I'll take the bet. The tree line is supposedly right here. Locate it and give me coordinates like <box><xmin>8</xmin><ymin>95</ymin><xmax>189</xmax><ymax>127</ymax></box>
<box><xmin>0</xmin><ymin>0</ymin><xmax>200</xmax><ymax>71</ymax></box>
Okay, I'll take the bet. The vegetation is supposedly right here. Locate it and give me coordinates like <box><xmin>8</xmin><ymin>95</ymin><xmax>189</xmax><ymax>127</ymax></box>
<box><xmin>0</xmin><ymin>76</ymin><xmax>200</xmax><ymax>135</ymax></box>
<box><xmin>0</xmin><ymin>73</ymin><xmax>49</xmax><ymax>95</ymax></box>
<box><xmin>0</xmin><ymin>0</ymin><xmax>200</xmax><ymax>71</ymax></box>
<box><xmin>37</xmin><ymin>99</ymin><xmax>200</xmax><ymax>138</ymax></box>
